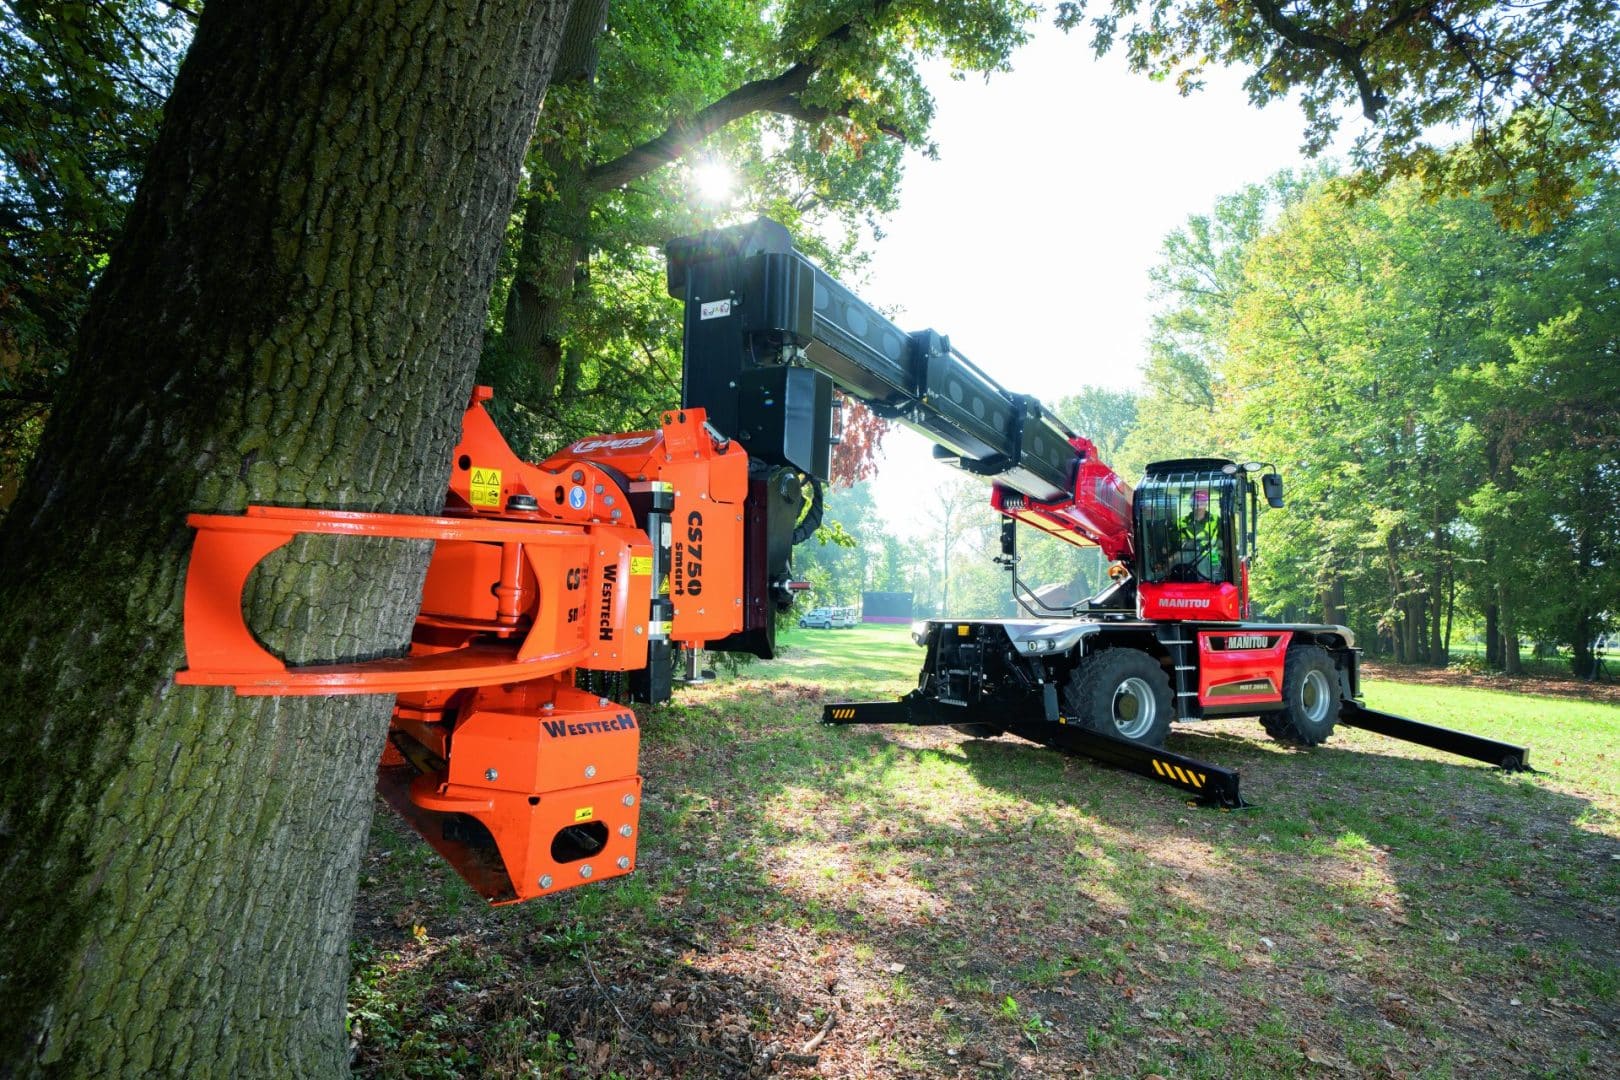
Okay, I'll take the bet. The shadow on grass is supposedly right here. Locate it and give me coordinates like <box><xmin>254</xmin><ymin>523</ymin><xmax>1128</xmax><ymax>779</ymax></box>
<box><xmin>351</xmin><ymin>682</ymin><xmax>1620</xmax><ymax>1079</ymax></box>
<box><xmin>952</xmin><ymin>721</ymin><xmax>1620</xmax><ymax>1010</ymax></box>
<box><xmin>668</xmin><ymin>690</ymin><xmax>1615</xmax><ymax>1074</ymax></box>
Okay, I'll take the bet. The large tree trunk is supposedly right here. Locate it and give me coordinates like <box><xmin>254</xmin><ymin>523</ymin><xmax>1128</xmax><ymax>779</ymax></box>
<box><xmin>1404</xmin><ymin>591</ymin><xmax>1423</xmax><ymax>665</ymax></box>
<box><xmin>1442</xmin><ymin>565</ymin><xmax>1456</xmax><ymax>662</ymax></box>
<box><xmin>1320</xmin><ymin>573</ymin><xmax>1345</xmax><ymax>627</ymax></box>
<box><xmin>1571</xmin><ymin>613</ymin><xmax>1596</xmax><ymax>679</ymax></box>
<box><xmin>1383</xmin><ymin>534</ymin><xmax>1408</xmax><ymax>662</ymax></box>
<box><xmin>0</xmin><ymin>2</ymin><xmax>567</xmax><ymax>1074</ymax></box>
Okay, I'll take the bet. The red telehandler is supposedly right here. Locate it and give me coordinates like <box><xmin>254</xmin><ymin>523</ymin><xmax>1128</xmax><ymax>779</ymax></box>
<box><xmin>177</xmin><ymin>219</ymin><xmax>1529</xmax><ymax>905</ymax></box>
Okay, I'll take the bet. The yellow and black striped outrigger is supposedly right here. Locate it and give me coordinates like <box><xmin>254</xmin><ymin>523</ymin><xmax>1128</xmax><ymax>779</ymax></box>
<box><xmin>820</xmin><ymin>693</ymin><xmax>1533</xmax><ymax>809</ymax></box>
<box><xmin>820</xmin><ymin>693</ymin><xmax>1250</xmax><ymax>808</ymax></box>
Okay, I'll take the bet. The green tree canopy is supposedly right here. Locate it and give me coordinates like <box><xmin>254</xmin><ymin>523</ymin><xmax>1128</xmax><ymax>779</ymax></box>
<box><xmin>1059</xmin><ymin>0</ymin><xmax>1620</xmax><ymax>225</ymax></box>
<box><xmin>1143</xmin><ymin>165</ymin><xmax>1620</xmax><ymax>673</ymax></box>
<box><xmin>1</xmin><ymin>0</ymin><xmax>192</xmax><ymax>503</ymax></box>
<box><xmin>481</xmin><ymin>0</ymin><xmax>1038</xmax><ymax>455</ymax></box>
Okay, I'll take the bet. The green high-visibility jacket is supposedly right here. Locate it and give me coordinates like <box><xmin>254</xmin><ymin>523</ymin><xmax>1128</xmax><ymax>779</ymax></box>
<box><xmin>1179</xmin><ymin>511</ymin><xmax>1221</xmax><ymax>567</ymax></box>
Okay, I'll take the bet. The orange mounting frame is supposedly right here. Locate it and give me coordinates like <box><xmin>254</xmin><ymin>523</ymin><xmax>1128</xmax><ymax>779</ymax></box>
<box><xmin>175</xmin><ymin>507</ymin><xmax>608</xmax><ymax>694</ymax></box>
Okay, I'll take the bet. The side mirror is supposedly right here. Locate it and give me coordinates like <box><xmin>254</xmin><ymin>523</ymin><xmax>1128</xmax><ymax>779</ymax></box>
<box><xmin>1262</xmin><ymin>473</ymin><xmax>1284</xmax><ymax>509</ymax></box>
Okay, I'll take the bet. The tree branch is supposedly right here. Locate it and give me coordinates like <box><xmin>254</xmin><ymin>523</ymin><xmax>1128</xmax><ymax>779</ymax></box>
<box><xmin>1422</xmin><ymin>11</ymin><xmax>1497</xmax><ymax>89</ymax></box>
<box><xmin>770</xmin><ymin>94</ymin><xmax>906</xmax><ymax>138</ymax></box>
<box><xmin>585</xmin><ymin>1</ymin><xmax>899</xmax><ymax>194</ymax></box>
<box><xmin>1249</xmin><ymin>0</ymin><xmax>1386</xmax><ymax>119</ymax></box>
<box><xmin>586</xmin><ymin>62</ymin><xmax>817</xmax><ymax>193</ymax></box>
<box><xmin>154</xmin><ymin>0</ymin><xmax>200</xmax><ymax>21</ymax></box>
<box><xmin>0</xmin><ymin>386</ymin><xmax>56</xmax><ymax>405</ymax></box>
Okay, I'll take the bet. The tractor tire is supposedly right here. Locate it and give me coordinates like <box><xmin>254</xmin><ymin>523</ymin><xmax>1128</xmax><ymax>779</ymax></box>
<box><xmin>1065</xmin><ymin>649</ymin><xmax>1173</xmax><ymax>748</ymax></box>
<box><xmin>1261</xmin><ymin>646</ymin><xmax>1341</xmax><ymax>746</ymax></box>
<box><xmin>951</xmin><ymin>723</ymin><xmax>1004</xmax><ymax>739</ymax></box>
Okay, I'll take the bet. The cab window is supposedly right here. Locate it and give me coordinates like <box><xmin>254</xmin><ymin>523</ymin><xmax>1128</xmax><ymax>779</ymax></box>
<box><xmin>1136</xmin><ymin>477</ymin><xmax>1241</xmax><ymax>586</ymax></box>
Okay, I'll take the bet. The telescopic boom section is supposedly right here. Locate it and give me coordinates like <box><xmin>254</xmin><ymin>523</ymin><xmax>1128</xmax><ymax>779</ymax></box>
<box><xmin>666</xmin><ymin>219</ymin><xmax>1135</xmax><ymax>562</ymax></box>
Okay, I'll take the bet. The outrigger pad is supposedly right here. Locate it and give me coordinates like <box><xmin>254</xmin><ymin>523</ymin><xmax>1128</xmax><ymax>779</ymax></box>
<box><xmin>821</xmin><ymin>696</ymin><xmax>1248</xmax><ymax>809</ymax></box>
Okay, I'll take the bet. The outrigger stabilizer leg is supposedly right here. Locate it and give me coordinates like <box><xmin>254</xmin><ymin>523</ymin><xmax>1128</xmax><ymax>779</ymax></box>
<box><xmin>822</xmin><ymin>693</ymin><xmax>1249</xmax><ymax>809</ymax></box>
<box><xmin>1339</xmin><ymin>702</ymin><xmax>1532</xmax><ymax>772</ymax></box>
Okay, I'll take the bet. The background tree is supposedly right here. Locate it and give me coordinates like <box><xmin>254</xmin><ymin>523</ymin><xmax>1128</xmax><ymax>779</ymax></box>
<box><xmin>1141</xmin><ymin>165</ymin><xmax>1620</xmax><ymax>673</ymax></box>
<box><xmin>794</xmin><ymin>480</ymin><xmax>881</xmax><ymax>605</ymax></box>
<box><xmin>830</xmin><ymin>391</ymin><xmax>894</xmax><ymax>486</ymax></box>
<box><xmin>1226</xmin><ymin>183</ymin><xmax>1523</xmax><ymax>660</ymax></box>
<box><xmin>0</xmin><ymin>2</ymin><xmax>569</xmax><ymax>1072</ymax></box>
<box><xmin>1058</xmin><ymin>0</ymin><xmax>1620</xmax><ymax>225</ymax></box>
<box><xmin>1447</xmin><ymin>187</ymin><xmax>1620</xmax><ymax>675</ymax></box>
<box><xmin>1056</xmin><ymin>385</ymin><xmax>1138</xmax><ymax>461</ymax></box>
<box><xmin>479</xmin><ymin>0</ymin><xmax>1037</xmax><ymax>453</ymax></box>
<box><xmin>1116</xmin><ymin>172</ymin><xmax>1314</xmax><ymax>476</ymax></box>
<box><xmin>914</xmin><ymin>474</ymin><xmax>998</xmax><ymax>615</ymax></box>
<box><xmin>0</xmin><ymin>0</ymin><xmax>192</xmax><ymax>509</ymax></box>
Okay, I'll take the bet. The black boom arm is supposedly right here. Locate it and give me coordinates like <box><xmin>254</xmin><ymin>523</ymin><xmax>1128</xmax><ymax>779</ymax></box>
<box><xmin>666</xmin><ymin>218</ymin><xmax>1080</xmax><ymax>503</ymax></box>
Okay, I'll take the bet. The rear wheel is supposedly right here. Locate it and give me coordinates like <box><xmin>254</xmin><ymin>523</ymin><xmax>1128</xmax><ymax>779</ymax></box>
<box><xmin>1065</xmin><ymin>650</ymin><xmax>1173</xmax><ymax>748</ymax></box>
<box><xmin>1261</xmin><ymin>646</ymin><xmax>1341</xmax><ymax>746</ymax></box>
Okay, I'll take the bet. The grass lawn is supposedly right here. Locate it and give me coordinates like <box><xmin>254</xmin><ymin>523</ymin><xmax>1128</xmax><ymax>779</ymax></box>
<box><xmin>351</xmin><ymin>623</ymin><xmax>1620</xmax><ymax>1078</ymax></box>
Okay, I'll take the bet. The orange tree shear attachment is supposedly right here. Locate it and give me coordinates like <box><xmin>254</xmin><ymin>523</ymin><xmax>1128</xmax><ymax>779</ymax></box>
<box><xmin>384</xmin><ymin>679</ymin><xmax>644</xmax><ymax>903</ymax></box>
<box><xmin>175</xmin><ymin>502</ymin><xmax>652</xmax><ymax>901</ymax></box>
<box><xmin>172</xmin><ymin>390</ymin><xmax>711</xmax><ymax>902</ymax></box>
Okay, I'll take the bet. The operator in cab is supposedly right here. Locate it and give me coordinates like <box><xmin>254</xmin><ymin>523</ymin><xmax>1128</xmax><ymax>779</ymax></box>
<box><xmin>1169</xmin><ymin>489</ymin><xmax>1222</xmax><ymax>581</ymax></box>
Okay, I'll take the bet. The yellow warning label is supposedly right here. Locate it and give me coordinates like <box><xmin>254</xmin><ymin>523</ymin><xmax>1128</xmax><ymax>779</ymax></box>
<box><xmin>630</xmin><ymin>555</ymin><xmax>653</xmax><ymax>576</ymax></box>
<box><xmin>469</xmin><ymin>467</ymin><xmax>502</xmax><ymax>508</ymax></box>
<box><xmin>574</xmin><ymin>806</ymin><xmax>594</xmax><ymax>823</ymax></box>
<box><xmin>957</xmin><ymin>625</ymin><xmax>970</xmax><ymax>637</ymax></box>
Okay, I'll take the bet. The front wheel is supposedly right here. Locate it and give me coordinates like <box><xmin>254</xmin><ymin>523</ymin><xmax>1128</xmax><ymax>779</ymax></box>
<box><xmin>1064</xmin><ymin>650</ymin><xmax>1174</xmax><ymax>748</ymax></box>
<box><xmin>1261</xmin><ymin>646</ymin><xmax>1341</xmax><ymax>746</ymax></box>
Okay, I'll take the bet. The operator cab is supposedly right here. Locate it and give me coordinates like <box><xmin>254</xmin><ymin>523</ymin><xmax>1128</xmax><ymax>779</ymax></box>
<box><xmin>1134</xmin><ymin>458</ymin><xmax>1281</xmax><ymax>622</ymax></box>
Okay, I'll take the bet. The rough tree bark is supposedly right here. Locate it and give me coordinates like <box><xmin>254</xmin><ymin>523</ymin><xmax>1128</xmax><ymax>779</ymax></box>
<box><xmin>0</xmin><ymin>1</ymin><xmax>568</xmax><ymax>1074</ymax></box>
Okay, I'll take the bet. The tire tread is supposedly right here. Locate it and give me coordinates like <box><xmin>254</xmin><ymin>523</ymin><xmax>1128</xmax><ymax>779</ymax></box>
<box><xmin>1064</xmin><ymin>649</ymin><xmax>1173</xmax><ymax>748</ymax></box>
<box><xmin>1265</xmin><ymin>645</ymin><xmax>1341</xmax><ymax>746</ymax></box>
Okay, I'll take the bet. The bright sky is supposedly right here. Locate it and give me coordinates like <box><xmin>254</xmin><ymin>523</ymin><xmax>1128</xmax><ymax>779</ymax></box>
<box><xmin>856</xmin><ymin>23</ymin><xmax>1348</xmax><ymax>540</ymax></box>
